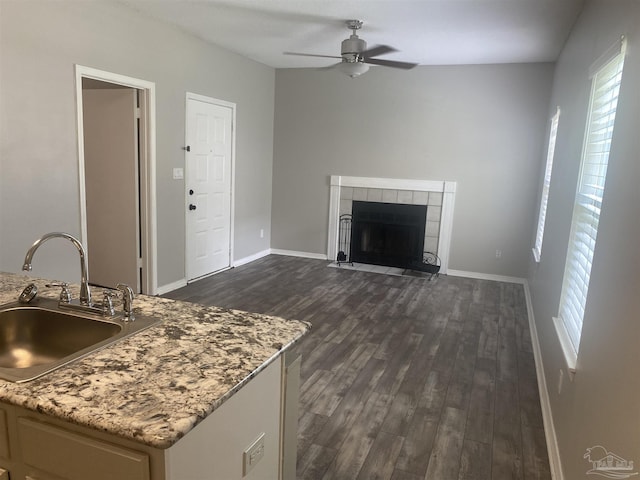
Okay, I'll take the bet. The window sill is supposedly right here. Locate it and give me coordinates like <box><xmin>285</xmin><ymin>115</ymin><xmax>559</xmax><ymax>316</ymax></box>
<box><xmin>532</xmin><ymin>247</ymin><xmax>541</xmax><ymax>263</ymax></box>
<box><xmin>553</xmin><ymin>316</ymin><xmax>577</xmax><ymax>378</ymax></box>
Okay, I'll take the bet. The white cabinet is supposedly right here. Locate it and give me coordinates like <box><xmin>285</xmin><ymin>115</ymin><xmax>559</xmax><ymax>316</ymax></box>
<box><xmin>0</xmin><ymin>405</ymin><xmax>14</xmax><ymax>479</ymax></box>
<box><xmin>164</xmin><ymin>356</ymin><xmax>284</xmax><ymax>479</ymax></box>
<box><xmin>0</xmin><ymin>403</ymin><xmax>152</xmax><ymax>480</ymax></box>
<box><xmin>0</xmin><ymin>355</ymin><xmax>291</xmax><ymax>480</ymax></box>
<box><xmin>281</xmin><ymin>353</ymin><xmax>301</xmax><ymax>480</ymax></box>
<box><xmin>0</xmin><ymin>409</ymin><xmax>9</xmax><ymax>462</ymax></box>
<box><xmin>18</xmin><ymin>418</ymin><xmax>150</xmax><ymax>480</ymax></box>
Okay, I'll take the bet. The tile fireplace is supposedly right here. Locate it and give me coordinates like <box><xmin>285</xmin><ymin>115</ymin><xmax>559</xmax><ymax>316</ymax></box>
<box><xmin>327</xmin><ymin>176</ymin><xmax>456</xmax><ymax>274</ymax></box>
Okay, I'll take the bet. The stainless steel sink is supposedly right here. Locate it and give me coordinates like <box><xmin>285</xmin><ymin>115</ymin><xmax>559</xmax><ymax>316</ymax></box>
<box><xmin>0</xmin><ymin>297</ymin><xmax>160</xmax><ymax>383</ymax></box>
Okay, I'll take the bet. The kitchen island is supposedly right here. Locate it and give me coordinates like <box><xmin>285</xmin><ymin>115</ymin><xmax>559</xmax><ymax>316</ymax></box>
<box><xmin>0</xmin><ymin>272</ymin><xmax>310</xmax><ymax>479</ymax></box>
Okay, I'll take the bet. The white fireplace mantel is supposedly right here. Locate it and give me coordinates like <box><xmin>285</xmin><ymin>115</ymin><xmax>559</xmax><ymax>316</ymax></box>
<box><xmin>327</xmin><ymin>175</ymin><xmax>456</xmax><ymax>274</ymax></box>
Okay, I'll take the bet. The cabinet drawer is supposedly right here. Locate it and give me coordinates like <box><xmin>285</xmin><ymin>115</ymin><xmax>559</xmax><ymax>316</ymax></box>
<box><xmin>0</xmin><ymin>409</ymin><xmax>9</xmax><ymax>459</ymax></box>
<box><xmin>18</xmin><ymin>417</ymin><xmax>149</xmax><ymax>480</ymax></box>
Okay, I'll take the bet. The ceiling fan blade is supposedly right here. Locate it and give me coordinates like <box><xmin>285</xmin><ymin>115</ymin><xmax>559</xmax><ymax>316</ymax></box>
<box><xmin>283</xmin><ymin>52</ymin><xmax>342</xmax><ymax>59</ymax></box>
<box><xmin>364</xmin><ymin>57</ymin><xmax>418</xmax><ymax>70</ymax></box>
<box><xmin>360</xmin><ymin>45</ymin><xmax>396</xmax><ymax>58</ymax></box>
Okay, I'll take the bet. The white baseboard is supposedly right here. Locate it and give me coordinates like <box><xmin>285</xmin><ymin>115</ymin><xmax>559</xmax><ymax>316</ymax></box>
<box><xmin>155</xmin><ymin>249</ymin><xmax>271</xmax><ymax>295</ymax></box>
<box><xmin>523</xmin><ymin>281</ymin><xmax>563</xmax><ymax>480</ymax></box>
<box><xmin>156</xmin><ymin>278</ymin><xmax>187</xmax><ymax>295</ymax></box>
<box><xmin>233</xmin><ymin>249</ymin><xmax>271</xmax><ymax>268</ymax></box>
<box><xmin>446</xmin><ymin>269</ymin><xmax>526</xmax><ymax>285</ymax></box>
<box><xmin>270</xmin><ymin>249</ymin><xmax>328</xmax><ymax>260</ymax></box>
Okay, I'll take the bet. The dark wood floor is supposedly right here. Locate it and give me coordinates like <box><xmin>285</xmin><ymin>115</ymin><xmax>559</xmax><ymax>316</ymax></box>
<box><xmin>165</xmin><ymin>255</ymin><xmax>550</xmax><ymax>480</ymax></box>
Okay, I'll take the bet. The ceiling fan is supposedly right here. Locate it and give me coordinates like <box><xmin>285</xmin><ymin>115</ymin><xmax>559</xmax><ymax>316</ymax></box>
<box><xmin>284</xmin><ymin>20</ymin><xmax>418</xmax><ymax>78</ymax></box>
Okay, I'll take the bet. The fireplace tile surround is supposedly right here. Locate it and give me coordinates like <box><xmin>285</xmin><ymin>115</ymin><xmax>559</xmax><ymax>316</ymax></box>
<box><xmin>328</xmin><ymin>176</ymin><xmax>456</xmax><ymax>274</ymax></box>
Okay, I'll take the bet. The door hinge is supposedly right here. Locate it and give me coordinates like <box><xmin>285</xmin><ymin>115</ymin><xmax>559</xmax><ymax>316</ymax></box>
<box><xmin>135</xmin><ymin>107</ymin><xmax>141</xmax><ymax>119</ymax></box>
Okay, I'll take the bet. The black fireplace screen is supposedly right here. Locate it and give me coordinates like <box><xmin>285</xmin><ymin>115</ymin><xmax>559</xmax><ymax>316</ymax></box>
<box><xmin>350</xmin><ymin>201</ymin><xmax>427</xmax><ymax>269</ymax></box>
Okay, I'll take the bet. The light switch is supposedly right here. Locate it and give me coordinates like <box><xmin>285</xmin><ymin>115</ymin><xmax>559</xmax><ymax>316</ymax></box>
<box><xmin>173</xmin><ymin>168</ymin><xmax>184</xmax><ymax>180</ymax></box>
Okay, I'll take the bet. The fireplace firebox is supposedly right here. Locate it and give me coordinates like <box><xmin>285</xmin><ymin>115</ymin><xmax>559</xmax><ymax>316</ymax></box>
<box><xmin>350</xmin><ymin>201</ymin><xmax>427</xmax><ymax>269</ymax></box>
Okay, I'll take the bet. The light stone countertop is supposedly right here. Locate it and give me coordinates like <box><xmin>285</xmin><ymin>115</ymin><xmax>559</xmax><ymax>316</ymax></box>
<box><xmin>0</xmin><ymin>272</ymin><xmax>310</xmax><ymax>449</ymax></box>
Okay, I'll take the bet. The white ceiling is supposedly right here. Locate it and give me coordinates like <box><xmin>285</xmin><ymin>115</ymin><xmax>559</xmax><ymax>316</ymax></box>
<box><xmin>119</xmin><ymin>0</ymin><xmax>585</xmax><ymax>68</ymax></box>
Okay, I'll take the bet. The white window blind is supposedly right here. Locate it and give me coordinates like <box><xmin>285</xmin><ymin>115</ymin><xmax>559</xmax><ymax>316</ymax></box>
<box><xmin>556</xmin><ymin>37</ymin><xmax>626</xmax><ymax>363</ymax></box>
<box><xmin>533</xmin><ymin>107</ymin><xmax>560</xmax><ymax>262</ymax></box>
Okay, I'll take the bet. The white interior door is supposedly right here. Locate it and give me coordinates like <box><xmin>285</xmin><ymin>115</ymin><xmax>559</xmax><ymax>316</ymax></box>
<box><xmin>186</xmin><ymin>96</ymin><xmax>233</xmax><ymax>281</ymax></box>
<box><xmin>83</xmin><ymin>86</ymin><xmax>140</xmax><ymax>291</ymax></box>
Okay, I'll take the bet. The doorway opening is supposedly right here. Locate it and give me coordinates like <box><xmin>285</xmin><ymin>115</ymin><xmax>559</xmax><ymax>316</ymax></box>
<box><xmin>75</xmin><ymin>65</ymin><xmax>157</xmax><ymax>295</ymax></box>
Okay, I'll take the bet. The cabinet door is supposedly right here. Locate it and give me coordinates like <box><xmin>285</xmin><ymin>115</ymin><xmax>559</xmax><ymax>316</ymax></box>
<box><xmin>18</xmin><ymin>418</ymin><xmax>150</xmax><ymax>480</ymax></box>
<box><xmin>0</xmin><ymin>408</ymin><xmax>9</xmax><ymax>460</ymax></box>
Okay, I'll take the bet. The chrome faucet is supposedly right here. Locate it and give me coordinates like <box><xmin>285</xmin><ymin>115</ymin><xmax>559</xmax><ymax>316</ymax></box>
<box><xmin>22</xmin><ymin>232</ymin><xmax>136</xmax><ymax>320</ymax></box>
<box><xmin>23</xmin><ymin>232</ymin><xmax>92</xmax><ymax>305</ymax></box>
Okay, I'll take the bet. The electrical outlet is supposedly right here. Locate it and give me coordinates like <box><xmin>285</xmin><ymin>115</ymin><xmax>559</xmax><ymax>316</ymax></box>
<box><xmin>260</xmin><ymin>229</ymin><xmax>264</xmax><ymax>239</ymax></box>
<box><xmin>495</xmin><ymin>249</ymin><xmax>502</xmax><ymax>259</ymax></box>
<box><xmin>243</xmin><ymin>433</ymin><xmax>265</xmax><ymax>476</ymax></box>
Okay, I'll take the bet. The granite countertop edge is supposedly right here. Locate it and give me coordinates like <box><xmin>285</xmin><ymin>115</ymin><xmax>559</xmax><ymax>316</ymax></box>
<box><xmin>0</xmin><ymin>272</ymin><xmax>310</xmax><ymax>449</ymax></box>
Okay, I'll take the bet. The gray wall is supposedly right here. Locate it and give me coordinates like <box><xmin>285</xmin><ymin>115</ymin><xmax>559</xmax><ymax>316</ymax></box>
<box><xmin>527</xmin><ymin>1</ymin><xmax>640</xmax><ymax>477</ymax></box>
<box><xmin>0</xmin><ymin>1</ymin><xmax>275</xmax><ymax>288</ymax></box>
<box><xmin>272</xmin><ymin>64</ymin><xmax>554</xmax><ymax>277</ymax></box>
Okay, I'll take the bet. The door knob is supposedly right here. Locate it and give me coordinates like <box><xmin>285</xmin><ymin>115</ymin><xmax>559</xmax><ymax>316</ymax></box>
<box><xmin>189</xmin><ymin>204</ymin><xmax>197</xmax><ymax>211</ymax></box>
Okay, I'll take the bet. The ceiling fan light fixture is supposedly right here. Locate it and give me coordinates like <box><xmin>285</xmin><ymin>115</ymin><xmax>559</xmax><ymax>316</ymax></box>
<box><xmin>338</xmin><ymin>61</ymin><xmax>369</xmax><ymax>78</ymax></box>
<box><xmin>284</xmin><ymin>19</ymin><xmax>417</xmax><ymax>75</ymax></box>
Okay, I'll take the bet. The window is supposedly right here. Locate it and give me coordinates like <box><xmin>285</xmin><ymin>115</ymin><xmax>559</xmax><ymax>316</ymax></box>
<box><xmin>533</xmin><ymin>107</ymin><xmax>560</xmax><ymax>262</ymax></box>
<box><xmin>554</xmin><ymin>36</ymin><xmax>627</xmax><ymax>372</ymax></box>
